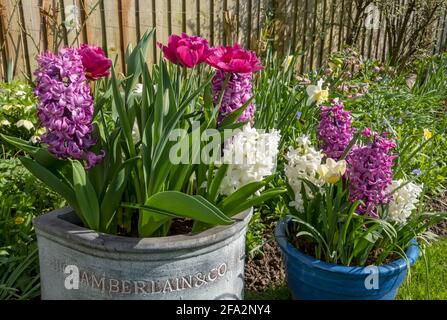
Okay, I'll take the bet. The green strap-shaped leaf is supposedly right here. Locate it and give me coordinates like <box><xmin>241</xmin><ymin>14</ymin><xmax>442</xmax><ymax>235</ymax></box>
<box><xmin>100</xmin><ymin>157</ymin><xmax>139</xmax><ymax>233</ymax></box>
<box><xmin>225</xmin><ymin>188</ymin><xmax>287</xmax><ymax>217</ymax></box>
<box><xmin>72</xmin><ymin>160</ymin><xmax>100</xmax><ymax>231</ymax></box>
<box><xmin>131</xmin><ymin>191</ymin><xmax>233</xmax><ymax>237</ymax></box>
<box><xmin>1</xmin><ymin>134</ymin><xmax>62</xmax><ymax>167</ymax></box>
<box><xmin>19</xmin><ymin>157</ymin><xmax>79</xmax><ymax>214</ymax></box>
<box><xmin>219</xmin><ymin>97</ymin><xmax>254</xmax><ymax>128</ymax></box>
<box><xmin>207</xmin><ymin>164</ymin><xmax>229</xmax><ymax>203</ymax></box>
<box><xmin>218</xmin><ymin>180</ymin><xmax>269</xmax><ymax>212</ymax></box>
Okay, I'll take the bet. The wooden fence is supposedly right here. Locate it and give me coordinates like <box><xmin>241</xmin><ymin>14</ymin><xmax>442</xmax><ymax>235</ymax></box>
<box><xmin>1</xmin><ymin>0</ymin><xmax>447</xmax><ymax>81</ymax></box>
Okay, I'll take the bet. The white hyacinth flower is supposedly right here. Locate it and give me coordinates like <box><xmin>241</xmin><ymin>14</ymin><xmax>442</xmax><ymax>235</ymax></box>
<box><xmin>15</xmin><ymin>119</ymin><xmax>34</xmax><ymax>131</ymax></box>
<box><xmin>219</xmin><ymin>124</ymin><xmax>281</xmax><ymax>196</ymax></box>
<box><xmin>285</xmin><ymin>136</ymin><xmax>324</xmax><ymax>211</ymax></box>
<box><xmin>387</xmin><ymin>180</ymin><xmax>423</xmax><ymax>223</ymax></box>
<box><xmin>306</xmin><ymin>78</ymin><xmax>329</xmax><ymax>106</ymax></box>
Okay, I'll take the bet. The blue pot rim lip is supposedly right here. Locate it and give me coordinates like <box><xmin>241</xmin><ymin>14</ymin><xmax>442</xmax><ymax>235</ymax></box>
<box><xmin>275</xmin><ymin>216</ymin><xmax>419</xmax><ymax>275</ymax></box>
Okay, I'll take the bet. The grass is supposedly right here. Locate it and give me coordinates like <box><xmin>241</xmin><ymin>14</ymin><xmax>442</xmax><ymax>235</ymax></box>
<box><xmin>397</xmin><ymin>239</ymin><xmax>447</xmax><ymax>300</ymax></box>
<box><xmin>245</xmin><ymin>238</ymin><xmax>447</xmax><ymax>300</ymax></box>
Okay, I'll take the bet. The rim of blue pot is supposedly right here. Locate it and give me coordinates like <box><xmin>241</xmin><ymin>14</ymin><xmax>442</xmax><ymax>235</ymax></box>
<box><xmin>275</xmin><ymin>216</ymin><xmax>419</xmax><ymax>276</ymax></box>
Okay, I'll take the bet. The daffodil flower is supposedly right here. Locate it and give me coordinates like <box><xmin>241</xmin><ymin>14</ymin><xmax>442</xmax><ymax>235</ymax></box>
<box><xmin>423</xmin><ymin>129</ymin><xmax>433</xmax><ymax>140</ymax></box>
<box><xmin>317</xmin><ymin>158</ymin><xmax>347</xmax><ymax>184</ymax></box>
<box><xmin>306</xmin><ymin>79</ymin><xmax>329</xmax><ymax>106</ymax></box>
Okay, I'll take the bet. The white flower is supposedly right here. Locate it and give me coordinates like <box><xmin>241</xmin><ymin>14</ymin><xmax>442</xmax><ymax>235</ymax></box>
<box><xmin>133</xmin><ymin>83</ymin><xmax>143</xmax><ymax>95</ymax></box>
<box><xmin>317</xmin><ymin>158</ymin><xmax>347</xmax><ymax>184</ymax></box>
<box><xmin>219</xmin><ymin>124</ymin><xmax>281</xmax><ymax>196</ymax></box>
<box><xmin>15</xmin><ymin>120</ymin><xmax>34</xmax><ymax>131</ymax></box>
<box><xmin>24</xmin><ymin>105</ymin><xmax>35</xmax><ymax>113</ymax></box>
<box><xmin>387</xmin><ymin>180</ymin><xmax>423</xmax><ymax>223</ymax></box>
<box><xmin>15</xmin><ymin>90</ymin><xmax>26</xmax><ymax>97</ymax></box>
<box><xmin>306</xmin><ymin>78</ymin><xmax>329</xmax><ymax>106</ymax></box>
<box><xmin>132</xmin><ymin>122</ymin><xmax>140</xmax><ymax>142</ymax></box>
<box><xmin>30</xmin><ymin>136</ymin><xmax>41</xmax><ymax>144</ymax></box>
<box><xmin>285</xmin><ymin>136</ymin><xmax>324</xmax><ymax>211</ymax></box>
<box><xmin>0</xmin><ymin>120</ymin><xmax>11</xmax><ymax>127</ymax></box>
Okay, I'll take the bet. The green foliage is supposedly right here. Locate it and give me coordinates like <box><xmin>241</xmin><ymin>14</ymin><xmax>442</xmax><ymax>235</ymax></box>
<box><xmin>0</xmin><ymin>82</ymin><xmax>41</xmax><ymax>156</ymax></box>
<box><xmin>0</xmin><ymin>158</ymin><xmax>63</xmax><ymax>300</ymax></box>
<box><xmin>397</xmin><ymin>239</ymin><xmax>447</xmax><ymax>300</ymax></box>
<box><xmin>2</xmin><ymin>31</ymin><xmax>284</xmax><ymax>238</ymax></box>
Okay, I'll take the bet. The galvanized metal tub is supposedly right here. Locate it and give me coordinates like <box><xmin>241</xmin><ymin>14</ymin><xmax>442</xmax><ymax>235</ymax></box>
<box><xmin>34</xmin><ymin>207</ymin><xmax>252</xmax><ymax>300</ymax></box>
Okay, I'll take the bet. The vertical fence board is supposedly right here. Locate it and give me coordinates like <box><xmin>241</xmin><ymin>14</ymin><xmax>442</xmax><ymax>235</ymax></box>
<box><xmin>0</xmin><ymin>0</ymin><xmax>8</xmax><ymax>79</ymax></box>
<box><xmin>171</xmin><ymin>0</ymin><xmax>183</xmax><ymax>36</ymax></box>
<box><xmin>101</xmin><ymin>0</ymin><xmax>122</xmax><ymax>73</ymax></box>
<box><xmin>300</xmin><ymin>0</ymin><xmax>309</xmax><ymax>73</ymax></box>
<box><xmin>3</xmin><ymin>0</ymin><xmax>447</xmax><ymax>80</ymax></box>
<box><xmin>225</xmin><ymin>0</ymin><xmax>238</xmax><ymax>45</ymax></box>
<box><xmin>21</xmin><ymin>0</ymin><xmax>41</xmax><ymax>75</ymax></box>
<box><xmin>5</xmin><ymin>0</ymin><xmax>24</xmax><ymax>78</ymax></box>
<box><xmin>199</xmin><ymin>0</ymin><xmax>210</xmax><ymax>41</ymax></box>
<box><xmin>185</xmin><ymin>0</ymin><xmax>196</xmax><ymax>36</ymax></box>
<box><xmin>82</xmin><ymin>0</ymin><xmax>103</xmax><ymax>49</ymax></box>
<box><xmin>137</xmin><ymin>0</ymin><xmax>155</xmax><ymax>64</ymax></box>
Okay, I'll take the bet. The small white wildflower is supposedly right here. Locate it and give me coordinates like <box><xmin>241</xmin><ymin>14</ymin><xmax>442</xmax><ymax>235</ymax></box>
<box><xmin>387</xmin><ymin>180</ymin><xmax>423</xmax><ymax>224</ymax></box>
<box><xmin>219</xmin><ymin>124</ymin><xmax>281</xmax><ymax>196</ymax></box>
<box><xmin>15</xmin><ymin>120</ymin><xmax>34</xmax><ymax>131</ymax></box>
<box><xmin>24</xmin><ymin>105</ymin><xmax>35</xmax><ymax>113</ymax></box>
<box><xmin>306</xmin><ymin>78</ymin><xmax>329</xmax><ymax>106</ymax></box>
<box><xmin>133</xmin><ymin>83</ymin><xmax>143</xmax><ymax>95</ymax></box>
<box><xmin>15</xmin><ymin>90</ymin><xmax>26</xmax><ymax>97</ymax></box>
<box><xmin>0</xmin><ymin>120</ymin><xmax>11</xmax><ymax>127</ymax></box>
<box><xmin>30</xmin><ymin>136</ymin><xmax>41</xmax><ymax>144</ymax></box>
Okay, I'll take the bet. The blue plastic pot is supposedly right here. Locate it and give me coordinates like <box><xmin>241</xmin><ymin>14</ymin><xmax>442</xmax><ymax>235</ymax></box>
<box><xmin>275</xmin><ymin>217</ymin><xmax>419</xmax><ymax>300</ymax></box>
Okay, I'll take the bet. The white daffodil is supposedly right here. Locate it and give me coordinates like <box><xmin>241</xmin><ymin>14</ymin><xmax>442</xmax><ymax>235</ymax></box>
<box><xmin>317</xmin><ymin>158</ymin><xmax>347</xmax><ymax>184</ymax></box>
<box><xmin>15</xmin><ymin>119</ymin><xmax>34</xmax><ymax>131</ymax></box>
<box><xmin>306</xmin><ymin>78</ymin><xmax>329</xmax><ymax>106</ymax></box>
<box><xmin>0</xmin><ymin>119</ymin><xmax>11</xmax><ymax>127</ymax></box>
<box><xmin>387</xmin><ymin>180</ymin><xmax>423</xmax><ymax>224</ymax></box>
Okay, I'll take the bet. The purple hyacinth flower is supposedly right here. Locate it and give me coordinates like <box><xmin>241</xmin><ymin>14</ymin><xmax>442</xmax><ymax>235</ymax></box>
<box><xmin>318</xmin><ymin>101</ymin><xmax>355</xmax><ymax>160</ymax></box>
<box><xmin>347</xmin><ymin>134</ymin><xmax>396</xmax><ymax>217</ymax></box>
<box><xmin>34</xmin><ymin>47</ymin><xmax>104</xmax><ymax>169</ymax></box>
<box><xmin>212</xmin><ymin>70</ymin><xmax>255</xmax><ymax>124</ymax></box>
